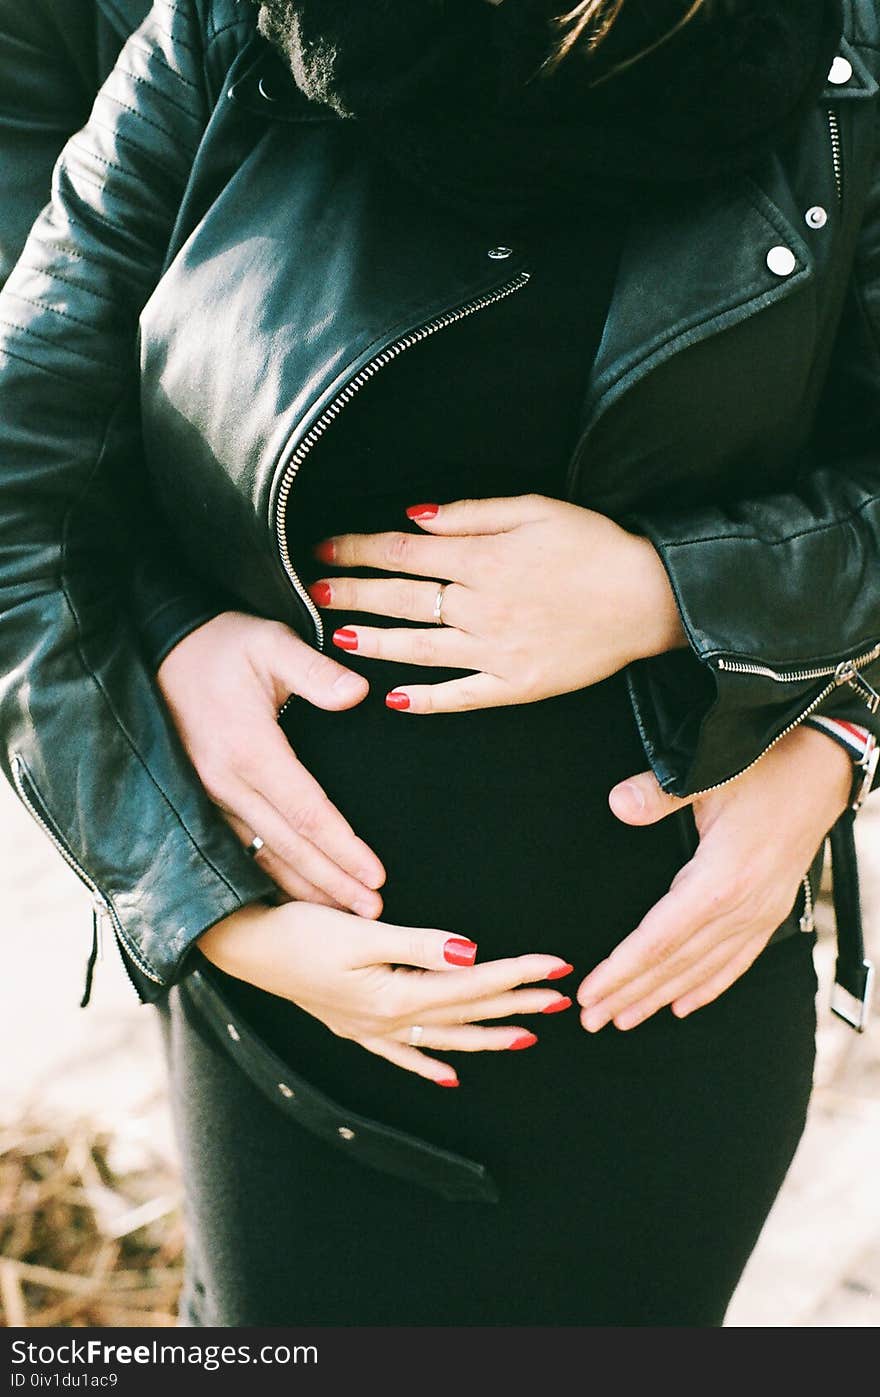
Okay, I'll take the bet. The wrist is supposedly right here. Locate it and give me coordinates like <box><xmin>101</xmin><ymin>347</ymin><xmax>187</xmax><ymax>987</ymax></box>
<box><xmin>785</xmin><ymin>723</ymin><xmax>855</xmax><ymax>825</ymax></box>
<box><xmin>197</xmin><ymin>899</ymin><xmax>276</xmax><ymax>977</ymax></box>
<box><xmin>626</xmin><ymin>534</ymin><xmax>688</xmax><ymax>660</ymax></box>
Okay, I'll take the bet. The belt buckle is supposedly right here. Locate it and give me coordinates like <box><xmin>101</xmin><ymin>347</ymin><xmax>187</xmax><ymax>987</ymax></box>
<box><xmin>831</xmin><ymin>959</ymin><xmax>876</xmax><ymax>1032</ymax></box>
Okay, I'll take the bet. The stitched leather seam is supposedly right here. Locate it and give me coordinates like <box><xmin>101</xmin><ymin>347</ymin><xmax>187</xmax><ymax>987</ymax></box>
<box><xmin>662</xmin><ymin>491</ymin><xmax>880</xmax><ymax>549</ymax></box>
<box><xmin>4</xmin><ymin>292</ymin><xmax>124</xmax><ymax>338</ymax></box>
<box><xmin>61</xmin><ymin>208</ymin><xmax>164</xmax><ymax>283</ymax></box>
<box><xmin>0</xmin><ymin>346</ymin><xmax>74</xmax><ymax>386</ymax></box>
<box><xmin>68</xmin><ymin>133</ymin><xmax>188</xmax><ymax>188</ymax></box>
<box><xmin>0</xmin><ymin>317</ymin><xmax>119</xmax><ymax>374</ymax></box>
<box><xmin>123</xmin><ymin>38</ymin><xmax>201</xmax><ymax>89</ymax></box>
<box><xmin>150</xmin><ymin>25</ymin><xmax>198</xmax><ymax>56</ymax></box>
<box><xmin>100</xmin><ymin>90</ymin><xmax>179</xmax><ymax>144</ymax></box>
<box><xmin>19</xmin><ymin>256</ymin><xmax>117</xmax><ymax>308</ymax></box>
<box><xmin>86</xmin><ymin>117</ymin><xmax>192</xmax><ymax>181</ymax></box>
<box><xmin>113</xmin><ymin>68</ymin><xmax>207</xmax><ymax>123</ymax></box>
<box><xmin>69</xmin><ymin>139</ymin><xmax>138</xmax><ymax>180</ymax></box>
<box><xmin>59</xmin><ymin>170</ymin><xmax>152</xmax><ymax>239</ymax></box>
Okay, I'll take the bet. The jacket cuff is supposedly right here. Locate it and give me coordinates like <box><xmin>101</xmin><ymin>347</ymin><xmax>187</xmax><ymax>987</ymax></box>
<box><xmin>133</xmin><ymin>592</ymin><xmax>225</xmax><ymax>672</ymax></box>
<box><xmin>110</xmin><ymin>851</ymin><xmax>278</xmax><ymax>1004</ymax></box>
<box><xmin>620</xmin><ymin>507</ymin><xmax>880</xmax><ymax>797</ymax></box>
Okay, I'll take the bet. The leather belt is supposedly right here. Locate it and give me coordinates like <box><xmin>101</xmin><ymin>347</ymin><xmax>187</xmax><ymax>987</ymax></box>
<box><xmin>181</xmin><ymin>967</ymin><xmax>500</xmax><ymax>1204</ymax></box>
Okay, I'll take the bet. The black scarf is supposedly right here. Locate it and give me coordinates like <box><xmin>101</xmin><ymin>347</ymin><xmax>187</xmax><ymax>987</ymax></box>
<box><xmin>256</xmin><ymin>1</ymin><xmax>844</xmax><ymax>223</ymax></box>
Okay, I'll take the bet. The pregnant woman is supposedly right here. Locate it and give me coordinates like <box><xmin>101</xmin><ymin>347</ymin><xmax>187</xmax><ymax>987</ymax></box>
<box><xmin>1</xmin><ymin>0</ymin><xmax>879</xmax><ymax>1327</ymax></box>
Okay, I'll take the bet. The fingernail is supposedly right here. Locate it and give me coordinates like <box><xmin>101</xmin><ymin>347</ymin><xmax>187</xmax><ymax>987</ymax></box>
<box><xmin>547</xmin><ymin>962</ymin><xmax>574</xmax><ymax>981</ymax></box>
<box><xmin>509</xmin><ymin>1031</ymin><xmax>538</xmax><ymax>1051</ymax></box>
<box><xmin>582</xmin><ymin>1011</ymin><xmax>608</xmax><ymax>1033</ymax></box>
<box><xmin>309</xmin><ymin>581</ymin><xmax>332</xmax><ymax>606</ymax></box>
<box><xmin>437</xmin><ymin>1076</ymin><xmax>459</xmax><ymax>1088</ymax></box>
<box><xmin>542</xmin><ymin>996</ymin><xmax>572</xmax><ymax>1015</ymax></box>
<box><xmin>609</xmin><ymin>782</ymin><xmax>646</xmax><ymax>819</ymax></box>
<box><xmin>444</xmin><ymin>937</ymin><xmax>478</xmax><ymax>966</ymax></box>
<box><xmin>333</xmin><ymin>628</ymin><xmax>358</xmax><ymax>652</ymax></box>
<box><xmin>352</xmin><ymin>897</ymin><xmax>378</xmax><ymax>918</ymax></box>
<box><xmin>314</xmin><ymin>540</ymin><xmax>336</xmax><ymax>563</ymax></box>
<box><xmin>386</xmin><ymin>691</ymin><xmax>411</xmax><ymax>711</ymax></box>
<box><xmin>406</xmin><ymin>504</ymin><xmax>439</xmax><ymax>520</ymax></box>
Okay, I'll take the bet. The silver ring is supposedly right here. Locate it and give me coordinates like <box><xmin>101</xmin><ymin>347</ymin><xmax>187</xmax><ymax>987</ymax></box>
<box><xmin>432</xmin><ymin>584</ymin><xmax>449</xmax><ymax>626</ymax></box>
<box><xmin>245</xmin><ymin>835</ymin><xmax>266</xmax><ymax>859</ymax></box>
<box><xmin>407</xmin><ymin>1024</ymin><xmax>425</xmax><ymax>1047</ymax></box>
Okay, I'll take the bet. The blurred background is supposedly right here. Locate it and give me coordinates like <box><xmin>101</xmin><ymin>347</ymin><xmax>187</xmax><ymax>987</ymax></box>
<box><xmin>1</xmin><ymin>774</ymin><xmax>878</xmax><ymax>1328</ymax></box>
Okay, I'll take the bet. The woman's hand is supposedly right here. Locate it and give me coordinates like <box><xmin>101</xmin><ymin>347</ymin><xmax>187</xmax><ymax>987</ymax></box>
<box><xmin>198</xmin><ymin>903</ymin><xmax>574</xmax><ymax>1087</ymax></box>
<box><xmin>575</xmin><ymin>724</ymin><xmax>855</xmax><ymax>1031</ymax></box>
<box><xmin>309</xmin><ymin>494</ymin><xmax>687</xmax><ymax>713</ymax></box>
<box><xmin>157</xmin><ymin>611</ymin><xmax>386</xmax><ymax>916</ymax></box>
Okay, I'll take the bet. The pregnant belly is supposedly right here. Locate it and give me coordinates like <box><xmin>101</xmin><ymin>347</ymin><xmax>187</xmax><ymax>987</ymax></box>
<box><xmin>279</xmin><ymin>656</ymin><xmax>691</xmax><ymax>965</ymax></box>
<box><xmin>208</xmin><ymin>661</ymin><xmax>696</xmax><ymax>1150</ymax></box>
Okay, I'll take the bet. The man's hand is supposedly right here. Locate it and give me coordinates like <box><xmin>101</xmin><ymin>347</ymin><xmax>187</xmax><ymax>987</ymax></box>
<box><xmin>157</xmin><ymin>611</ymin><xmax>385</xmax><ymax>915</ymax></box>
<box><xmin>576</xmin><ymin>723</ymin><xmax>854</xmax><ymax>1030</ymax></box>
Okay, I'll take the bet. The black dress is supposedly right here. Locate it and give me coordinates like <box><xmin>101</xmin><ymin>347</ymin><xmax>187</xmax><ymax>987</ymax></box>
<box><xmin>159</xmin><ymin>198</ymin><xmax>818</xmax><ymax>1328</ymax></box>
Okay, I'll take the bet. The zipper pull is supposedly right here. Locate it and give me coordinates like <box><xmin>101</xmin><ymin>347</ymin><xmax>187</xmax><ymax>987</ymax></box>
<box><xmin>834</xmin><ymin>659</ymin><xmax>880</xmax><ymax>714</ymax></box>
<box><xmin>80</xmin><ymin>898</ymin><xmax>108</xmax><ymax>1008</ymax></box>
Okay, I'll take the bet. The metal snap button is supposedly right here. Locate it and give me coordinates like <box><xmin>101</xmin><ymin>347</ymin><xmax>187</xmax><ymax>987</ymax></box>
<box><xmin>226</xmin><ymin>1023</ymin><xmax>241</xmax><ymax>1042</ymax></box>
<box><xmin>487</xmin><ymin>246</ymin><xmax>513</xmax><ymax>260</ymax></box>
<box><xmin>337</xmin><ymin>1126</ymin><xmax>356</xmax><ymax>1141</ymax></box>
<box><xmin>258</xmin><ymin>76</ymin><xmax>279</xmax><ymax>102</ymax></box>
<box><xmin>828</xmin><ymin>56</ymin><xmax>853</xmax><ymax>86</ymax></box>
<box><xmin>278</xmin><ymin>1083</ymin><xmax>295</xmax><ymax>1099</ymax></box>
<box><xmin>766</xmin><ymin>245</ymin><xmax>797</xmax><ymax>277</ymax></box>
<box><xmin>805</xmin><ymin>206</ymin><xmax>828</xmax><ymax>230</ymax></box>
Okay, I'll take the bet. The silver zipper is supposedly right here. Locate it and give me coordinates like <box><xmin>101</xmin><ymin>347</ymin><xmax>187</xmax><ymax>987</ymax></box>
<box><xmin>827</xmin><ymin>109</ymin><xmax>843</xmax><ymax>204</ymax></box>
<box><xmin>800</xmin><ymin>871</ymin><xmax>815</xmax><ymax>933</ymax></box>
<box><xmin>273</xmin><ymin>271</ymin><xmax>533</xmax><ymax>647</ymax></box>
<box><xmin>10</xmin><ymin>753</ymin><xmax>163</xmax><ymax>987</ymax></box>
<box><xmin>717</xmin><ymin>643</ymin><xmax>880</xmax><ymax>706</ymax></box>
<box><xmin>683</xmin><ymin>642</ymin><xmax>880</xmax><ymax>799</ymax></box>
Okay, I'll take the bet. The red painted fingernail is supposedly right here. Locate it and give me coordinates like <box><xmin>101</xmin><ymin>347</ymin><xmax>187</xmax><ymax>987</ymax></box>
<box><xmin>386</xmin><ymin>691</ymin><xmax>411</xmax><ymax>711</ymax></box>
<box><xmin>314</xmin><ymin>540</ymin><xmax>336</xmax><ymax>563</ymax></box>
<box><xmin>437</xmin><ymin>1077</ymin><xmax>460</xmax><ymax>1088</ymax></box>
<box><xmin>444</xmin><ymin>937</ymin><xmax>478</xmax><ymax>966</ymax></box>
<box><xmin>509</xmin><ymin>1031</ymin><xmax>538</xmax><ymax>1051</ymax></box>
<box><xmin>542</xmin><ymin>996</ymin><xmax>572</xmax><ymax>1015</ymax></box>
<box><xmin>309</xmin><ymin>581</ymin><xmax>332</xmax><ymax>606</ymax></box>
<box><xmin>333</xmin><ymin>628</ymin><xmax>358</xmax><ymax>651</ymax></box>
<box><xmin>547</xmin><ymin>963</ymin><xmax>575</xmax><ymax>980</ymax></box>
<box><xmin>406</xmin><ymin>503</ymin><xmax>439</xmax><ymax>520</ymax></box>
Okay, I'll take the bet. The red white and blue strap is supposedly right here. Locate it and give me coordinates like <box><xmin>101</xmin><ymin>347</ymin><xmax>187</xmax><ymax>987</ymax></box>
<box><xmin>803</xmin><ymin>715</ymin><xmax>879</xmax><ymax>810</ymax></box>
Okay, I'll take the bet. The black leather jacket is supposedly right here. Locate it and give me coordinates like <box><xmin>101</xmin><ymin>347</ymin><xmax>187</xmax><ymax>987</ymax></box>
<box><xmin>0</xmin><ymin>0</ymin><xmax>878</xmax><ymax>1012</ymax></box>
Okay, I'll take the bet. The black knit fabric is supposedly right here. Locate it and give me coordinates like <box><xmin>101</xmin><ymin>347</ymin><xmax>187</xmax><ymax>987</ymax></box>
<box><xmin>256</xmin><ymin>0</ymin><xmax>844</xmax><ymax>219</ymax></box>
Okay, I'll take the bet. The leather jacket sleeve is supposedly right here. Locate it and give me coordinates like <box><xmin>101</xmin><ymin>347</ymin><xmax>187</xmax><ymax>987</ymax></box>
<box><xmin>620</xmin><ymin>115</ymin><xmax>880</xmax><ymax>804</ymax></box>
<box><xmin>0</xmin><ymin>0</ymin><xmax>229</xmax><ymax>674</ymax></box>
<box><xmin>0</xmin><ymin>0</ymin><xmax>276</xmax><ymax>1000</ymax></box>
